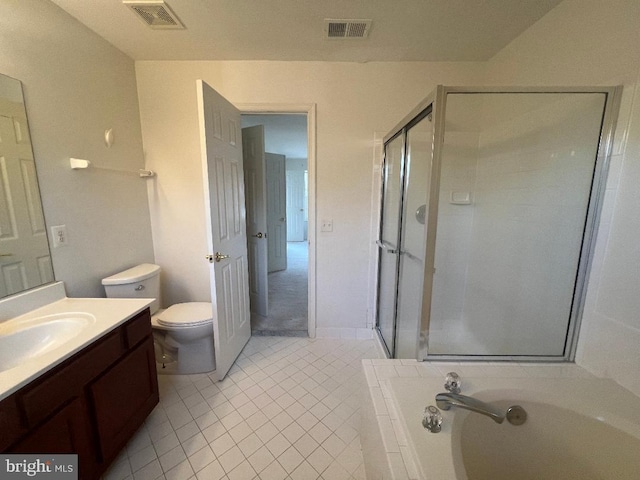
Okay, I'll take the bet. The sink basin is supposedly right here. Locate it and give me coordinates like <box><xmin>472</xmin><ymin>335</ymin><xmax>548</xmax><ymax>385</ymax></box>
<box><xmin>0</xmin><ymin>312</ymin><xmax>96</xmax><ymax>372</ymax></box>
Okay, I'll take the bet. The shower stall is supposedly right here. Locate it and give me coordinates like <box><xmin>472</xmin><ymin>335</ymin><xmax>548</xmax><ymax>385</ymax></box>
<box><xmin>375</xmin><ymin>86</ymin><xmax>620</xmax><ymax>361</ymax></box>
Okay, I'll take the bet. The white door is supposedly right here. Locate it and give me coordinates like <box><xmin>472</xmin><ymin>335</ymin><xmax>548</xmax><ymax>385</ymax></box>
<box><xmin>286</xmin><ymin>170</ymin><xmax>306</xmax><ymax>241</ymax></box>
<box><xmin>197</xmin><ymin>80</ymin><xmax>251</xmax><ymax>381</ymax></box>
<box><xmin>242</xmin><ymin>126</ymin><xmax>268</xmax><ymax>317</ymax></box>
<box><xmin>266</xmin><ymin>153</ymin><xmax>287</xmax><ymax>273</ymax></box>
<box><xmin>0</xmin><ymin>113</ymin><xmax>52</xmax><ymax>297</ymax></box>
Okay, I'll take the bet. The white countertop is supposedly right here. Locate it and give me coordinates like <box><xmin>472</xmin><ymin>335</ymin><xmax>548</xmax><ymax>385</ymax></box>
<box><xmin>0</xmin><ymin>296</ymin><xmax>153</xmax><ymax>401</ymax></box>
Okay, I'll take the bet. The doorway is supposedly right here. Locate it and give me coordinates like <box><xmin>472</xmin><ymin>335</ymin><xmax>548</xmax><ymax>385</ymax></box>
<box><xmin>241</xmin><ymin>113</ymin><xmax>310</xmax><ymax>336</ymax></box>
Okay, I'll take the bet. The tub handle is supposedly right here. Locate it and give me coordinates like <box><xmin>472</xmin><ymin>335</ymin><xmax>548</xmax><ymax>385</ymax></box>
<box><xmin>444</xmin><ymin>372</ymin><xmax>461</xmax><ymax>394</ymax></box>
<box><xmin>422</xmin><ymin>405</ymin><xmax>443</xmax><ymax>433</ymax></box>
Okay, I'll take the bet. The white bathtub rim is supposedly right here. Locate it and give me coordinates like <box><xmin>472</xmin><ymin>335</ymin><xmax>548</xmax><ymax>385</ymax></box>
<box><xmin>388</xmin><ymin>376</ymin><xmax>640</xmax><ymax>480</ymax></box>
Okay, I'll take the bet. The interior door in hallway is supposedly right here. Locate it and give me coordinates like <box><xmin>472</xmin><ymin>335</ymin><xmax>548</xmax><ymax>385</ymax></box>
<box><xmin>242</xmin><ymin>125</ymin><xmax>269</xmax><ymax>317</ymax></box>
<box><xmin>266</xmin><ymin>152</ymin><xmax>287</xmax><ymax>273</ymax></box>
<box><xmin>286</xmin><ymin>170</ymin><xmax>306</xmax><ymax>242</ymax></box>
<box><xmin>197</xmin><ymin>80</ymin><xmax>251</xmax><ymax>380</ymax></box>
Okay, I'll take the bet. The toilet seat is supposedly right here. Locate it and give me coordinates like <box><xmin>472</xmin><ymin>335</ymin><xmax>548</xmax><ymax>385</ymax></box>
<box><xmin>156</xmin><ymin>302</ymin><xmax>213</xmax><ymax>328</ymax></box>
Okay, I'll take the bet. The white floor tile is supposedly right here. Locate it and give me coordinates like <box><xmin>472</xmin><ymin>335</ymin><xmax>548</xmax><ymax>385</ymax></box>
<box><xmin>210</xmin><ymin>432</ymin><xmax>236</xmax><ymax>457</ymax></box>
<box><xmin>113</xmin><ymin>337</ymin><xmax>380</xmax><ymax>480</ymax></box>
<box><xmin>257</xmin><ymin>459</ymin><xmax>288</xmax><ymax>480</ymax></box>
<box><xmin>290</xmin><ymin>460</ymin><xmax>320</xmax><ymax>480</ymax></box>
<box><xmin>158</xmin><ymin>445</ymin><xmax>186</xmax><ymax>473</ymax></box>
<box><xmin>195</xmin><ymin>459</ymin><xmax>226</xmax><ymax>480</ymax></box>
<box><xmin>129</xmin><ymin>445</ymin><xmax>157</xmax><ymax>473</ymax></box>
<box><xmin>187</xmin><ymin>445</ymin><xmax>216</xmax><ymax>473</ymax></box>
<box><xmin>218</xmin><ymin>445</ymin><xmax>245</xmax><ymax>473</ymax></box>
<box><xmin>133</xmin><ymin>459</ymin><xmax>163</xmax><ymax>480</ymax></box>
<box><xmin>265</xmin><ymin>433</ymin><xmax>291</xmax><ymax>458</ymax></box>
<box><xmin>227</xmin><ymin>460</ymin><xmax>256</xmax><ymax>480</ymax></box>
<box><xmin>277</xmin><ymin>445</ymin><xmax>304</xmax><ymax>474</ymax></box>
<box><xmin>306</xmin><ymin>446</ymin><xmax>332</xmax><ymax>474</ymax></box>
<box><xmin>247</xmin><ymin>446</ymin><xmax>275</xmax><ymax>474</ymax></box>
<box><xmin>237</xmin><ymin>433</ymin><xmax>263</xmax><ymax>458</ymax></box>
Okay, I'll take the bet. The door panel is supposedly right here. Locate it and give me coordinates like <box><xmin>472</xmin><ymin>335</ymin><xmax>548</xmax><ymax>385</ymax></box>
<box><xmin>395</xmin><ymin>113</ymin><xmax>432</xmax><ymax>359</ymax></box>
<box><xmin>286</xmin><ymin>170</ymin><xmax>306</xmax><ymax>241</ymax></box>
<box><xmin>376</xmin><ymin>133</ymin><xmax>404</xmax><ymax>357</ymax></box>
<box><xmin>266</xmin><ymin>153</ymin><xmax>287</xmax><ymax>273</ymax></box>
<box><xmin>0</xmin><ymin>115</ymin><xmax>50</xmax><ymax>297</ymax></box>
<box><xmin>242</xmin><ymin>126</ymin><xmax>268</xmax><ymax>316</ymax></box>
<box><xmin>197</xmin><ymin>80</ymin><xmax>251</xmax><ymax>380</ymax></box>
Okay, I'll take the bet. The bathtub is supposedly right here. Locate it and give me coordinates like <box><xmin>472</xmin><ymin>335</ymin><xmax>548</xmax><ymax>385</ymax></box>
<box><xmin>382</xmin><ymin>375</ymin><xmax>640</xmax><ymax>480</ymax></box>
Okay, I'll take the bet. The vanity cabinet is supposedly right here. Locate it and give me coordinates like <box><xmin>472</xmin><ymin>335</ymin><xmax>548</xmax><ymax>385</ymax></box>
<box><xmin>0</xmin><ymin>308</ymin><xmax>158</xmax><ymax>480</ymax></box>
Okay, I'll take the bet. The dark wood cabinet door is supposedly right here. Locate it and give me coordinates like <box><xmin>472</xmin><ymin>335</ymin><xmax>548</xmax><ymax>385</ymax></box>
<box><xmin>89</xmin><ymin>336</ymin><xmax>159</xmax><ymax>462</ymax></box>
<box><xmin>9</xmin><ymin>397</ymin><xmax>95</xmax><ymax>480</ymax></box>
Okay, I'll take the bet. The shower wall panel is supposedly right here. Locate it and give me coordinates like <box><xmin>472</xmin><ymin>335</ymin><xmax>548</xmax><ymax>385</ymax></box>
<box><xmin>429</xmin><ymin>92</ymin><xmax>607</xmax><ymax>356</ymax></box>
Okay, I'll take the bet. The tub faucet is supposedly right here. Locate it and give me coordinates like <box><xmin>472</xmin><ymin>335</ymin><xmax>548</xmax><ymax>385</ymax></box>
<box><xmin>435</xmin><ymin>392</ymin><xmax>505</xmax><ymax>424</ymax></box>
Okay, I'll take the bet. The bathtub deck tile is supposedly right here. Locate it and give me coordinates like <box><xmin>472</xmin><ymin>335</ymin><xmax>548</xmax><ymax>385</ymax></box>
<box><xmin>374</xmin><ymin>365</ymin><xmax>400</xmax><ymax>381</ymax></box>
<box><xmin>395</xmin><ymin>366</ymin><xmax>420</xmax><ymax>377</ymax></box>
<box><xmin>417</xmin><ymin>364</ymin><xmax>441</xmax><ymax>378</ymax></box>
<box><xmin>383</xmin><ymin>397</ymin><xmax>399</xmax><ymax>421</ymax></box>
<box><xmin>387</xmin><ymin>452</ymin><xmax>409</xmax><ymax>480</ymax></box>
<box><xmin>399</xmin><ymin>446</ymin><xmax>419</xmax><ymax>480</ymax></box>
<box><xmin>378</xmin><ymin>416</ymin><xmax>400</xmax><ymax>453</ymax></box>
<box><xmin>391</xmin><ymin>419</ymin><xmax>408</xmax><ymax>447</ymax></box>
<box><xmin>363</xmin><ymin>364</ymin><xmax>379</xmax><ymax>387</ymax></box>
<box><xmin>370</xmin><ymin>387</ymin><xmax>388</xmax><ymax>416</ymax></box>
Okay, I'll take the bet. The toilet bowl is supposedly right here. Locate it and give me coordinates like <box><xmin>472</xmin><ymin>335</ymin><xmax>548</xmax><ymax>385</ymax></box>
<box><xmin>102</xmin><ymin>264</ymin><xmax>216</xmax><ymax>374</ymax></box>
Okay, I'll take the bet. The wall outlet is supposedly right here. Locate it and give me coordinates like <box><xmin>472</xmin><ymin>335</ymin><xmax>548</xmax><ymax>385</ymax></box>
<box><xmin>51</xmin><ymin>225</ymin><xmax>69</xmax><ymax>248</ymax></box>
<box><xmin>321</xmin><ymin>219</ymin><xmax>333</xmax><ymax>232</ymax></box>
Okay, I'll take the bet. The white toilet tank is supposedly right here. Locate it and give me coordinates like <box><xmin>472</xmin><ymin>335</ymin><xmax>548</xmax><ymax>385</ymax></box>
<box><xmin>102</xmin><ymin>263</ymin><xmax>161</xmax><ymax>314</ymax></box>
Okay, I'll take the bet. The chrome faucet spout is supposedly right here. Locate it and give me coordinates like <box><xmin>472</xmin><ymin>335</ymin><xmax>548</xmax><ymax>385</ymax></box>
<box><xmin>435</xmin><ymin>392</ymin><xmax>505</xmax><ymax>424</ymax></box>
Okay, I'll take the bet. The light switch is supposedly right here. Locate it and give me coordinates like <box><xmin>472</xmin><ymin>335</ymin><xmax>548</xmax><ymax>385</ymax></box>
<box><xmin>321</xmin><ymin>219</ymin><xmax>333</xmax><ymax>232</ymax></box>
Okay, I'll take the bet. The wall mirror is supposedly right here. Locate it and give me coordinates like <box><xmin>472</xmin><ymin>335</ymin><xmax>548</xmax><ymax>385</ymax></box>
<box><xmin>0</xmin><ymin>73</ymin><xmax>54</xmax><ymax>298</ymax></box>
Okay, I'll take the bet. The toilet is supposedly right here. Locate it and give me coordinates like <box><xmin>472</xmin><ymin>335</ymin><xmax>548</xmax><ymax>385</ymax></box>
<box><xmin>102</xmin><ymin>263</ymin><xmax>216</xmax><ymax>374</ymax></box>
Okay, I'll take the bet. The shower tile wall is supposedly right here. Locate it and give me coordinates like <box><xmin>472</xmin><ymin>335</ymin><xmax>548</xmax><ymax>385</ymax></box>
<box><xmin>429</xmin><ymin>102</ymin><xmax>480</xmax><ymax>344</ymax></box>
<box><xmin>430</xmin><ymin>93</ymin><xmax>606</xmax><ymax>356</ymax></box>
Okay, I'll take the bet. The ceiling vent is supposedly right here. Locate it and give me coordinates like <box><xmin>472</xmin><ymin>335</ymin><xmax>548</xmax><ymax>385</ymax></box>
<box><xmin>324</xmin><ymin>19</ymin><xmax>372</xmax><ymax>39</ymax></box>
<box><xmin>123</xmin><ymin>1</ymin><xmax>185</xmax><ymax>29</ymax></box>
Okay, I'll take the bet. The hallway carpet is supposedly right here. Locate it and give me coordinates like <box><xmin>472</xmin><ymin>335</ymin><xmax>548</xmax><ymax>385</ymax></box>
<box><xmin>251</xmin><ymin>242</ymin><xmax>308</xmax><ymax>336</ymax></box>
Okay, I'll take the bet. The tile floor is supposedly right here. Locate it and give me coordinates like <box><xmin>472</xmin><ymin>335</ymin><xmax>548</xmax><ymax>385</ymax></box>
<box><xmin>103</xmin><ymin>336</ymin><xmax>381</xmax><ymax>480</ymax></box>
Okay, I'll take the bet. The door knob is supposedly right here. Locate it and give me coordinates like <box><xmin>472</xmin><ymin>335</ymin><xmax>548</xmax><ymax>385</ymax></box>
<box><xmin>206</xmin><ymin>253</ymin><xmax>230</xmax><ymax>263</ymax></box>
<box><xmin>214</xmin><ymin>252</ymin><xmax>230</xmax><ymax>262</ymax></box>
<box><xmin>252</xmin><ymin>232</ymin><xmax>264</xmax><ymax>238</ymax></box>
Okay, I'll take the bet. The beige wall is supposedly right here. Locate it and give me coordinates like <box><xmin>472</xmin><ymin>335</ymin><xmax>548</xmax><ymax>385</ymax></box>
<box><xmin>0</xmin><ymin>0</ymin><xmax>154</xmax><ymax>297</ymax></box>
<box><xmin>486</xmin><ymin>0</ymin><xmax>640</xmax><ymax>395</ymax></box>
<box><xmin>135</xmin><ymin>61</ymin><xmax>485</xmax><ymax>331</ymax></box>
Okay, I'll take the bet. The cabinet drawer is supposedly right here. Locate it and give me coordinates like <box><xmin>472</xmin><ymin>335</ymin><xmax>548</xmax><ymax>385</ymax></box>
<box><xmin>124</xmin><ymin>309</ymin><xmax>152</xmax><ymax>348</ymax></box>
<box><xmin>21</xmin><ymin>329</ymin><xmax>125</xmax><ymax>426</ymax></box>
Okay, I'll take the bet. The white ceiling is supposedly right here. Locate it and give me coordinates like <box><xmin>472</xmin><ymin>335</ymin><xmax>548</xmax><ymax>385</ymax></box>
<box><xmin>50</xmin><ymin>0</ymin><xmax>563</xmax><ymax>62</ymax></box>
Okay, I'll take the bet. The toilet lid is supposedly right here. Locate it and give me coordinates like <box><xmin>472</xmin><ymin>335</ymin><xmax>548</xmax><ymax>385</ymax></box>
<box><xmin>157</xmin><ymin>302</ymin><xmax>213</xmax><ymax>327</ymax></box>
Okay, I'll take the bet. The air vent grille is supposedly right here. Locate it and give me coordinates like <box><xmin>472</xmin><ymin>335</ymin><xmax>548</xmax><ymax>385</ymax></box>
<box><xmin>124</xmin><ymin>1</ymin><xmax>185</xmax><ymax>29</ymax></box>
<box><xmin>325</xmin><ymin>19</ymin><xmax>372</xmax><ymax>39</ymax></box>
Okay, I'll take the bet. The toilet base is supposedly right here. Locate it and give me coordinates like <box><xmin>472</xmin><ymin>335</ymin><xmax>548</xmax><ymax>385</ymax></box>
<box><xmin>153</xmin><ymin>330</ymin><xmax>216</xmax><ymax>375</ymax></box>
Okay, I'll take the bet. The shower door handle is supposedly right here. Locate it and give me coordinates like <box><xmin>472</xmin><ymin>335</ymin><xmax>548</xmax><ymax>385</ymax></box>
<box><xmin>376</xmin><ymin>240</ymin><xmax>398</xmax><ymax>254</ymax></box>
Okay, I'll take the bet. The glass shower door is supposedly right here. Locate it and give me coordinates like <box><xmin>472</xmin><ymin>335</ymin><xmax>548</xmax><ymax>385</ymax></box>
<box><xmin>376</xmin><ymin>133</ymin><xmax>404</xmax><ymax>357</ymax></box>
<box><xmin>394</xmin><ymin>110</ymin><xmax>433</xmax><ymax>358</ymax></box>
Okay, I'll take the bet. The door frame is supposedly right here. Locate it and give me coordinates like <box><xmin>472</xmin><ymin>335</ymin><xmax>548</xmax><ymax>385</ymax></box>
<box><xmin>237</xmin><ymin>103</ymin><xmax>317</xmax><ymax>338</ymax></box>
